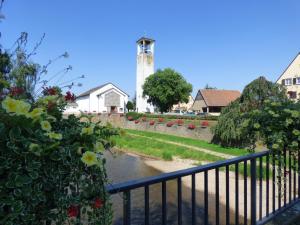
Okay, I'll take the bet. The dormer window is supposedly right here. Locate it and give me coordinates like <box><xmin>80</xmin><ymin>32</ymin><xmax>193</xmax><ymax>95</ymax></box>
<box><xmin>285</xmin><ymin>78</ymin><xmax>292</xmax><ymax>85</ymax></box>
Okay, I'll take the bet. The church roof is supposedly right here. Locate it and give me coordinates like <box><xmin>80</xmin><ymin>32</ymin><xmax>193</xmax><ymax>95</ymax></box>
<box><xmin>199</xmin><ymin>89</ymin><xmax>241</xmax><ymax>107</ymax></box>
<box><xmin>77</xmin><ymin>83</ymin><xmax>129</xmax><ymax>98</ymax></box>
<box><xmin>136</xmin><ymin>37</ymin><xmax>155</xmax><ymax>43</ymax></box>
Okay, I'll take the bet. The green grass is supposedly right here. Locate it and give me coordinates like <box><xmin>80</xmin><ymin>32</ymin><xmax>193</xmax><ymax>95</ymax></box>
<box><xmin>124</xmin><ymin>129</ymin><xmax>249</xmax><ymax>156</ymax></box>
<box><xmin>113</xmin><ymin>133</ymin><xmax>225</xmax><ymax>162</ymax></box>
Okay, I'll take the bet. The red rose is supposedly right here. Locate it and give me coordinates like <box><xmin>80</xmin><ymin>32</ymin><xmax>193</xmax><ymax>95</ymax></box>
<box><xmin>201</xmin><ymin>121</ymin><xmax>209</xmax><ymax>127</ymax></box>
<box><xmin>10</xmin><ymin>87</ymin><xmax>24</xmax><ymax>96</ymax></box>
<box><xmin>65</xmin><ymin>91</ymin><xmax>76</xmax><ymax>102</ymax></box>
<box><xmin>43</xmin><ymin>87</ymin><xmax>57</xmax><ymax>96</ymax></box>
<box><xmin>188</xmin><ymin>124</ymin><xmax>196</xmax><ymax>130</ymax></box>
<box><xmin>158</xmin><ymin>118</ymin><xmax>164</xmax><ymax>123</ymax></box>
<box><xmin>67</xmin><ymin>205</ymin><xmax>79</xmax><ymax>218</ymax></box>
<box><xmin>176</xmin><ymin>119</ymin><xmax>184</xmax><ymax>126</ymax></box>
<box><xmin>93</xmin><ymin>198</ymin><xmax>104</xmax><ymax>209</ymax></box>
<box><xmin>127</xmin><ymin>116</ymin><xmax>134</xmax><ymax>121</ymax></box>
<box><xmin>149</xmin><ymin>120</ymin><xmax>155</xmax><ymax>125</ymax></box>
<box><xmin>135</xmin><ymin>120</ymin><xmax>139</xmax><ymax>124</ymax></box>
<box><xmin>166</xmin><ymin>121</ymin><xmax>174</xmax><ymax>127</ymax></box>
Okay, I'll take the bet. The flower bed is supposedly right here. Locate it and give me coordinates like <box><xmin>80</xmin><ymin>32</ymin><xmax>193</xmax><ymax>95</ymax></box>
<box><xmin>166</xmin><ymin>121</ymin><xmax>174</xmax><ymax>127</ymax></box>
<box><xmin>201</xmin><ymin>120</ymin><xmax>209</xmax><ymax>128</ymax></box>
<box><xmin>176</xmin><ymin>119</ymin><xmax>184</xmax><ymax>126</ymax></box>
<box><xmin>149</xmin><ymin>120</ymin><xmax>155</xmax><ymax>125</ymax></box>
<box><xmin>188</xmin><ymin>124</ymin><xmax>196</xmax><ymax>130</ymax></box>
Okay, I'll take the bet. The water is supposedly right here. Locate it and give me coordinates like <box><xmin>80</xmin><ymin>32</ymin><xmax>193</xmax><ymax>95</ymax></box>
<box><xmin>105</xmin><ymin>151</ymin><xmax>237</xmax><ymax>225</ymax></box>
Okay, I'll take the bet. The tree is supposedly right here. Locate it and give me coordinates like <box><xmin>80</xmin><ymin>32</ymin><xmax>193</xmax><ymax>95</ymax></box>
<box><xmin>212</xmin><ymin>76</ymin><xmax>288</xmax><ymax>149</ymax></box>
<box><xmin>126</xmin><ymin>100</ymin><xmax>134</xmax><ymax>111</ymax></box>
<box><xmin>142</xmin><ymin>68</ymin><xmax>192</xmax><ymax>113</ymax></box>
<box><xmin>204</xmin><ymin>84</ymin><xmax>216</xmax><ymax>89</ymax></box>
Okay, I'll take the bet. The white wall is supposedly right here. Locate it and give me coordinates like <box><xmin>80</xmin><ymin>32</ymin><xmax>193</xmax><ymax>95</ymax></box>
<box><xmin>136</xmin><ymin>42</ymin><xmax>155</xmax><ymax>113</ymax></box>
<box><xmin>64</xmin><ymin>83</ymin><xmax>128</xmax><ymax>114</ymax></box>
<box><xmin>276</xmin><ymin>54</ymin><xmax>300</xmax><ymax>100</ymax></box>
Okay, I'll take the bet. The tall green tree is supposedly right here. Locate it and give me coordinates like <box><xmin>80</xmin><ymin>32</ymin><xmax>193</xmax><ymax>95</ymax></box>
<box><xmin>213</xmin><ymin>76</ymin><xmax>288</xmax><ymax>149</ymax></box>
<box><xmin>126</xmin><ymin>100</ymin><xmax>134</xmax><ymax>111</ymax></box>
<box><xmin>142</xmin><ymin>68</ymin><xmax>192</xmax><ymax>113</ymax></box>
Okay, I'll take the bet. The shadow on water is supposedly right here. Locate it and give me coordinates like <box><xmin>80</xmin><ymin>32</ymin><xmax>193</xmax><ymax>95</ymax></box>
<box><xmin>105</xmin><ymin>151</ymin><xmax>243</xmax><ymax>225</ymax></box>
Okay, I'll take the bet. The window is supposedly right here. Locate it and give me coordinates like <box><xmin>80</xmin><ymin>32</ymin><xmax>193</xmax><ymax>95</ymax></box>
<box><xmin>285</xmin><ymin>78</ymin><xmax>292</xmax><ymax>85</ymax></box>
<box><xmin>288</xmin><ymin>91</ymin><xmax>297</xmax><ymax>99</ymax></box>
<box><xmin>296</xmin><ymin>77</ymin><xmax>300</xmax><ymax>85</ymax></box>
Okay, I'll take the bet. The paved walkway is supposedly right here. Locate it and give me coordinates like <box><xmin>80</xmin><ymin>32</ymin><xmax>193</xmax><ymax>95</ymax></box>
<box><xmin>127</xmin><ymin>133</ymin><xmax>236</xmax><ymax>159</ymax></box>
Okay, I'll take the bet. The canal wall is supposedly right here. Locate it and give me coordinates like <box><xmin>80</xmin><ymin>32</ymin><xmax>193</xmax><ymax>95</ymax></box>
<box><xmin>92</xmin><ymin>114</ymin><xmax>214</xmax><ymax>142</ymax></box>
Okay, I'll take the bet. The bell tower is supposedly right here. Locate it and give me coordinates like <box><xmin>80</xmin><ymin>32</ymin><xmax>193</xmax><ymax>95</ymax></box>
<box><xmin>136</xmin><ymin>37</ymin><xmax>155</xmax><ymax>113</ymax></box>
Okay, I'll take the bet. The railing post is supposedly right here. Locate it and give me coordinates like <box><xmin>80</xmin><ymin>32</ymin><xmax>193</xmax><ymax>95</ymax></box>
<box><xmin>250</xmin><ymin>158</ymin><xmax>257</xmax><ymax>225</ymax></box>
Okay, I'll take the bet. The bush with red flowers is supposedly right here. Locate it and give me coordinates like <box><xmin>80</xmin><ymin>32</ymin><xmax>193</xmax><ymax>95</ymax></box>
<box><xmin>201</xmin><ymin>120</ymin><xmax>209</xmax><ymax>127</ymax></box>
<box><xmin>166</xmin><ymin>121</ymin><xmax>174</xmax><ymax>127</ymax></box>
<box><xmin>188</xmin><ymin>124</ymin><xmax>196</xmax><ymax>130</ymax></box>
<box><xmin>149</xmin><ymin>120</ymin><xmax>155</xmax><ymax>125</ymax></box>
<box><xmin>135</xmin><ymin>120</ymin><xmax>140</xmax><ymax>124</ymax></box>
<box><xmin>176</xmin><ymin>119</ymin><xmax>184</xmax><ymax>126</ymax></box>
<box><xmin>158</xmin><ymin>117</ymin><xmax>164</xmax><ymax>123</ymax></box>
<box><xmin>0</xmin><ymin>34</ymin><xmax>117</xmax><ymax>225</ymax></box>
<box><xmin>127</xmin><ymin>116</ymin><xmax>134</xmax><ymax>121</ymax></box>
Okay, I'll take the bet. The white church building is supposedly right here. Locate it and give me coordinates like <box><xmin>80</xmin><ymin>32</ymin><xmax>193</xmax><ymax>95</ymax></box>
<box><xmin>64</xmin><ymin>83</ymin><xmax>129</xmax><ymax>114</ymax></box>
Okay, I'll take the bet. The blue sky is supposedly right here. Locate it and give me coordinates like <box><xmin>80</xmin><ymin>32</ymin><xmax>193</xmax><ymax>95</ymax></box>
<box><xmin>1</xmin><ymin>0</ymin><xmax>300</xmax><ymax>98</ymax></box>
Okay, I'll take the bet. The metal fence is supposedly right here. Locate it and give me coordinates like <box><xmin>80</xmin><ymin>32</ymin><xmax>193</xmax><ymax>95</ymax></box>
<box><xmin>107</xmin><ymin>150</ymin><xmax>300</xmax><ymax>225</ymax></box>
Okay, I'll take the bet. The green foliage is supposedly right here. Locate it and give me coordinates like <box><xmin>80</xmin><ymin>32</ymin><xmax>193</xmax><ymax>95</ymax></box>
<box><xmin>213</xmin><ymin>76</ymin><xmax>288</xmax><ymax>149</ymax></box>
<box><xmin>126</xmin><ymin>111</ymin><xmax>142</xmax><ymax>120</ymax></box>
<box><xmin>125</xmin><ymin>112</ymin><xmax>218</xmax><ymax>121</ymax></box>
<box><xmin>142</xmin><ymin>68</ymin><xmax>192</xmax><ymax>113</ymax></box>
<box><xmin>0</xmin><ymin>37</ymin><xmax>117</xmax><ymax>225</ymax></box>
<box><xmin>126</xmin><ymin>100</ymin><xmax>134</xmax><ymax>111</ymax></box>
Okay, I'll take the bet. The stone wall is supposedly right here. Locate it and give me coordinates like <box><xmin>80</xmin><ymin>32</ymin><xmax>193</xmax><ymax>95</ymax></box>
<box><xmin>95</xmin><ymin>114</ymin><xmax>214</xmax><ymax>142</ymax></box>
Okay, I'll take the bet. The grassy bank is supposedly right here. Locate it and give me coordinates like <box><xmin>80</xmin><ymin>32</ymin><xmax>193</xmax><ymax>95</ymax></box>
<box><xmin>124</xmin><ymin>129</ymin><xmax>249</xmax><ymax>156</ymax></box>
<box><xmin>113</xmin><ymin>133</ymin><xmax>224</xmax><ymax>162</ymax></box>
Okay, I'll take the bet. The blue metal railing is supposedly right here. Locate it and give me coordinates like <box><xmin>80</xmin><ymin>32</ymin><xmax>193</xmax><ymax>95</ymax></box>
<box><xmin>107</xmin><ymin>150</ymin><xmax>300</xmax><ymax>225</ymax></box>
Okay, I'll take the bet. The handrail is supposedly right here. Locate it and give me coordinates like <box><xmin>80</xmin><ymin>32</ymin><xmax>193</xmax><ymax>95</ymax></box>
<box><xmin>106</xmin><ymin>150</ymin><xmax>269</xmax><ymax>194</ymax></box>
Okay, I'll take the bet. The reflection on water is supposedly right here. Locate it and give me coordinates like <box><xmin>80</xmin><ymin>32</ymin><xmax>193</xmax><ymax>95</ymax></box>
<box><xmin>105</xmin><ymin>151</ymin><xmax>240</xmax><ymax>225</ymax></box>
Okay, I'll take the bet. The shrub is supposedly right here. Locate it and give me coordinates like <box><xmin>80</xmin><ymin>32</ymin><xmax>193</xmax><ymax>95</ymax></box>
<box><xmin>149</xmin><ymin>120</ymin><xmax>155</xmax><ymax>125</ymax></box>
<box><xmin>0</xmin><ymin>39</ymin><xmax>117</xmax><ymax>224</ymax></box>
<box><xmin>134</xmin><ymin>120</ymin><xmax>140</xmax><ymax>124</ymax></box>
<box><xmin>188</xmin><ymin>124</ymin><xmax>196</xmax><ymax>129</ymax></box>
<box><xmin>166</xmin><ymin>121</ymin><xmax>174</xmax><ymax>127</ymax></box>
<box><xmin>127</xmin><ymin>116</ymin><xmax>134</xmax><ymax>121</ymax></box>
<box><xmin>201</xmin><ymin>120</ymin><xmax>209</xmax><ymax>127</ymax></box>
<box><xmin>141</xmin><ymin>116</ymin><xmax>147</xmax><ymax>122</ymax></box>
<box><xmin>176</xmin><ymin>119</ymin><xmax>184</xmax><ymax>126</ymax></box>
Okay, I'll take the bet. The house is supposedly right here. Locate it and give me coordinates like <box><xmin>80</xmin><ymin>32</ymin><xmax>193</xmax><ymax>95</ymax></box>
<box><xmin>172</xmin><ymin>95</ymin><xmax>194</xmax><ymax>112</ymax></box>
<box><xmin>276</xmin><ymin>52</ymin><xmax>300</xmax><ymax>100</ymax></box>
<box><xmin>191</xmin><ymin>89</ymin><xmax>241</xmax><ymax>115</ymax></box>
<box><xmin>64</xmin><ymin>83</ymin><xmax>129</xmax><ymax>114</ymax></box>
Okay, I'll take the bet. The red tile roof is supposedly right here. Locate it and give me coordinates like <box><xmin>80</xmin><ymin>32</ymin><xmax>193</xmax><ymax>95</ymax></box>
<box><xmin>200</xmin><ymin>89</ymin><xmax>241</xmax><ymax>107</ymax></box>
